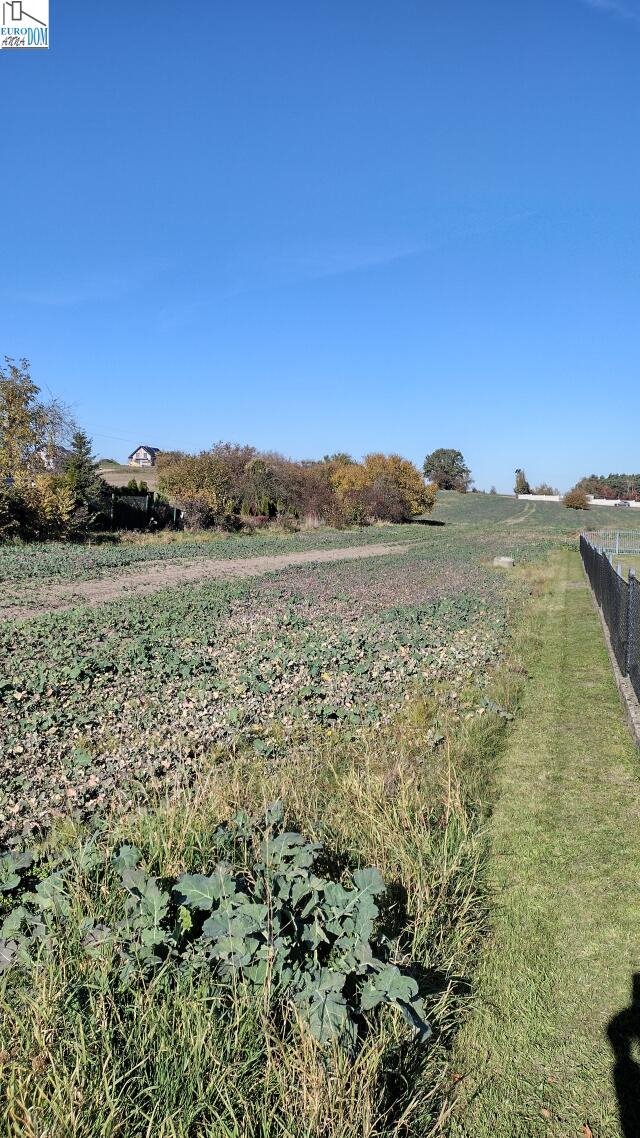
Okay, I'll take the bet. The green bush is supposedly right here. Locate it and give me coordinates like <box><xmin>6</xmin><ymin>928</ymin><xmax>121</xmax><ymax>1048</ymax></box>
<box><xmin>0</xmin><ymin>489</ymin><xmax>23</xmax><ymax>540</ymax></box>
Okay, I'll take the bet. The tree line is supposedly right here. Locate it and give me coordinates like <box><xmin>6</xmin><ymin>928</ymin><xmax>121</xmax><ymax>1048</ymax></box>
<box><xmin>157</xmin><ymin>447</ymin><xmax>486</xmax><ymax>530</ymax></box>
<box><xmin>8</xmin><ymin>356</ymin><xmax>624</xmax><ymax>537</ymax></box>
<box><xmin>1</xmin><ymin>358</ymin><xmax>463</xmax><ymax>541</ymax></box>
<box><xmin>514</xmin><ymin>469</ymin><xmax>589</xmax><ymax>509</ymax></box>
<box><xmin>156</xmin><ymin>446</ymin><xmax>437</xmax><ymax>529</ymax></box>
<box><xmin>514</xmin><ymin>465</ymin><xmax>640</xmax><ymax>509</ymax></box>
<box><xmin>576</xmin><ymin>474</ymin><xmax>640</xmax><ymax>501</ymax></box>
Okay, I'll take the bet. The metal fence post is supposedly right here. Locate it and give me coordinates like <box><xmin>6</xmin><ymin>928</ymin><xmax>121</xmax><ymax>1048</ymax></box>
<box><xmin>626</xmin><ymin>569</ymin><xmax>637</xmax><ymax>678</ymax></box>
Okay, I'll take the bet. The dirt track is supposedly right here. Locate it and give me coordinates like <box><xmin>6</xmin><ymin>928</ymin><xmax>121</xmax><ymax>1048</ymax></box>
<box><xmin>2</xmin><ymin>543</ymin><xmax>410</xmax><ymax>621</ymax></box>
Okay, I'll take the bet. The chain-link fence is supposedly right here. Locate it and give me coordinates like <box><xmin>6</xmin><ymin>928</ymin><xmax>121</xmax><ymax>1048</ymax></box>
<box><xmin>580</xmin><ymin>533</ymin><xmax>640</xmax><ymax>700</ymax></box>
<box><xmin>627</xmin><ymin>580</ymin><xmax>640</xmax><ymax>703</ymax></box>
<box><xmin>582</xmin><ymin>529</ymin><xmax>640</xmax><ymax>555</ymax></box>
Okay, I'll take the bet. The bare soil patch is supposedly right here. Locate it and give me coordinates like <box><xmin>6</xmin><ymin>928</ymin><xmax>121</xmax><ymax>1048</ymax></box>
<box><xmin>1</xmin><ymin>543</ymin><xmax>409</xmax><ymax>620</ymax></box>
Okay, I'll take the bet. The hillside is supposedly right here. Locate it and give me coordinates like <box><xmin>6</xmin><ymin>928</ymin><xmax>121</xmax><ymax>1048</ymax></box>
<box><xmin>98</xmin><ymin>461</ymin><xmax>159</xmax><ymax>492</ymax></box>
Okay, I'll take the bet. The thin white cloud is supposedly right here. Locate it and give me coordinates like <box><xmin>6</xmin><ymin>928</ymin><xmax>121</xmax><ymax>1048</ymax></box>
<box><xmin>214</xmin><ymin>239</ymin><xmax>430</xmax><ymax>297</ymax></box>
<box><xmin>277</xmin><ymin>241</ymin><xmax>427</xmax><ymax>281</ymax></box>
<box><xmin>222</xmin><ymin>213</ymin><xmax>537</xmax><ymax>295</ymax></box>
<box><xmin>157</xmin><ymin>210</ymin><xmax>538</xmax><ymax>330</ymax></box>
<box><xmin>155</xmin><ymin>241</ymin><xmax>429</xmax><ymax>329</ymax></box>
<box><xmin>577</xmin><ymin>0</ymin><xmax>640</xmax><ymax>23</ymax></box>
<box><xmin>1</xmin><ymin>260</ymin><xmax>168</xmax><ymax>308</ymax></box>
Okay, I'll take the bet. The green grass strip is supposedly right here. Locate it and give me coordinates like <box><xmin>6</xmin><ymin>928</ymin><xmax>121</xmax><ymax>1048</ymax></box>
<box><xmin>451</xmin><ymin>549</ymin><xmax>640</xmax><ymax>1137</ymax></box>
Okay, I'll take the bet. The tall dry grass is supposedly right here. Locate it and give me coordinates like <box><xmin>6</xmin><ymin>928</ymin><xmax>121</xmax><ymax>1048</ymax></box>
<box><xmin>1</xmin><ymin>671</ymin><xmax>522</xmax><ymax>1138</ymax></box>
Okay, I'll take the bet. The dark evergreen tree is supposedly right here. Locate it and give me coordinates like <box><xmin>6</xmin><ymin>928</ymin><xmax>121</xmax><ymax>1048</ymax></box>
<box><xmin>63</xmin><ymin>431</ymin><xmax>106</xmax><ymax>510</ymax></box>
<box><xmin>514</xmin><ymin>468</ymin><xmax>531</xmax><ymax>495</ymax></box>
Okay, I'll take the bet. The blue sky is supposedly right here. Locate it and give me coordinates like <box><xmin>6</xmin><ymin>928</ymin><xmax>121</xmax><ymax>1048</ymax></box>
<box><xmin>2</xmin><ymin>0</ymin><xmax>639</xmax><ymax>491</ymax></box>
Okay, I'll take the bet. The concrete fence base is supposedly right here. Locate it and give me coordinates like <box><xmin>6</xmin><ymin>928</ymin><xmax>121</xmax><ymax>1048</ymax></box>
<box><xmin>517</xmin><ymin>494</ymin><xmax>640</xmax><ymax>507</ymax></box>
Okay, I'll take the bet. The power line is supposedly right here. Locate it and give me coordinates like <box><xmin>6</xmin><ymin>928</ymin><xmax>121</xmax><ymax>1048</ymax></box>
<box><xmin>84</xmin><ymin>427</ymin><xmax>145</xmax><ymax>445</ymax></box>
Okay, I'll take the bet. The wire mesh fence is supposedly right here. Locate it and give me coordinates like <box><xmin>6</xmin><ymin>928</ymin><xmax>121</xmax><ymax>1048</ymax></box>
<box><xmin>628</xmin><ymin>588</ymin><xmax>640</xmax><ymax>705</ymax></box>
<box><xmin>580</xmin><ymin>533</ymin><xmax>640</xmax><ymax>701</ymax></box>
<box><xmin>582</xmin><ymin>529</ymin><xmax>640</xmax><ymax>555</ymax></box>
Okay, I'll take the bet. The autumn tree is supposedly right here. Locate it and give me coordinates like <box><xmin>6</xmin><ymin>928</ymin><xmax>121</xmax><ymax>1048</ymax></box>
<box><xmin>0</xmin><ymin>357</ymin><xmax>92</xmax><ymax>540</ymax></box>
<box><xmin>363</xmin><ymin>454</ymin><xmax>435</xmax><ymax>516</ymax></box>
<box><xmin>0</xmin><ymin>356</ymin><xmax>75</xmax><ymax>485</ymax></box>
<box><xmin>158</xmin><ymin>444</ymin><xmax>256</xmax><ymax>527</ymax></box>
<box><xmin>0</xmin><ymin>357</ymin><xmax>47</xmax><ymax>483</ymax></box>
<box><xmin>563</xmin><ymin>487</ymin><xmax>590</xmax><ymax>510</ymax></box>
<box><xmin>331</xmin><ymin>453</ymin><xmax>436</xmax><ymax>522</ymax></box>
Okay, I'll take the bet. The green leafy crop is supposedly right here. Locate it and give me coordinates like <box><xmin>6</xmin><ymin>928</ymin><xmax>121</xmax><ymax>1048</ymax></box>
<box><xmin>0</xmin><ymin>548</ymin><xmax>508</xmax><ymax>842</ymax></box>
<box><xmin>0</xmin><ymin>804</ymin><xmax>430</xmax><ymax>1053</ymax></box>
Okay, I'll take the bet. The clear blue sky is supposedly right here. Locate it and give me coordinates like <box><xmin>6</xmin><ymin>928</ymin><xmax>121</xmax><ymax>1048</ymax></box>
<box><xmin>3</xmin><ymin>0</ymin><xmax>639</xmax><ymax>492</ymax></box>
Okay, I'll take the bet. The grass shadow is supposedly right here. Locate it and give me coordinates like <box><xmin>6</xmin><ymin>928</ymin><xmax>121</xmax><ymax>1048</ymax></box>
<box><xmin>607</xmin><ymin>973</ymin><xmax>640</xmax><ymax>1137</ymax></box>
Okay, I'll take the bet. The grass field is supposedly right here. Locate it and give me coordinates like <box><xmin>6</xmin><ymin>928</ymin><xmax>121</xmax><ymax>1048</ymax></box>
<box><xmin>3</xmin><ymin>490</ymin><xmax>638</xmax><ymax>589</ymax></box>
<box><xmin>609</xmin><ymin>554</ymin><xmax>640</xmax><ymax>581</ymax></box>
<box><xmin>451</xmin><ymin>551</ymin><xmax>640</xmax><ymax>1137</ymax></box>
<box><xmin>98</xmin><ymin>461</ymin><xmax>160</xmax><ymax>492</ymax></box>
<box><xmin>1</xmin><ymin>493</ymin><xmax>639</xmax><ymax>1136</ymax></box>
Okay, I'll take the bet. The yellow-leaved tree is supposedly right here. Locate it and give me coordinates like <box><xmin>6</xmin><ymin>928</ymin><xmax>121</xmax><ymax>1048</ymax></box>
<box><xmin>32</xmin><ymin>475</ymin><xmax>77</xmax><ymax>537</ymax></box>
<box><xmin>0</xmin><ymin>357</ymin><xmax>47</xmax><ymax>486</ymax></box>
<box><xmin>362</xmin><ymin>454</ymin><xmax>436</xmax><ymax>515</ymax></box>
<box><xmin>0</xmin><ymin>357</ymin><xmax>81</xmax><ymax>539</ymax></box>
<box><xmin>330</xmin><ymin>452</ymin><xmax>436</xmax><ymax>522</ymax></box>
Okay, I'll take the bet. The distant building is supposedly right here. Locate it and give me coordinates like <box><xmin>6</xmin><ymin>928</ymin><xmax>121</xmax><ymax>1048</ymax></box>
<box><xmin>128</xmin><ymin>445</ymin><xmax>160</xmax><ymax>468</ymax></box>
<box><xmin>40</xmin><ymin>445</ymin><xmax>72</xmax><ymax>473</ymax></box>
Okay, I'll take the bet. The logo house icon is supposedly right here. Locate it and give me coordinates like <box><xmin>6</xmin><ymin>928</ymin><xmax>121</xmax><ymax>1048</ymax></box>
<box><xmin>1</xmin><ymin>0</ymin><xmax>49</xmax><ymax>48</ymax></box>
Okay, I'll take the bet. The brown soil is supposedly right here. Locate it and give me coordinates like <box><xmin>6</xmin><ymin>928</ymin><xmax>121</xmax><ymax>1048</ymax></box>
<box><xmin>2</xmin><ymin>543</ymin><xmax>409</xmax><ymax>621</ymax></box>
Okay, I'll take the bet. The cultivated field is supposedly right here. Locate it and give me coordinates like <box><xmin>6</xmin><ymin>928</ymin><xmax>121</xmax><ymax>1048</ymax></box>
<box><xmin>1</xmin><ymin>491</ymin><xmax>628</xmax><ymax>618</ymax></box>
<box><xmin>98</xmin><ymin>461</ymin><xmax>160</xmax><ymax>492</ymax></box>
<box><xmin>2</xmin><ymin>493</ymin><xmax>639</xmax><ymax>1136</ymax></box>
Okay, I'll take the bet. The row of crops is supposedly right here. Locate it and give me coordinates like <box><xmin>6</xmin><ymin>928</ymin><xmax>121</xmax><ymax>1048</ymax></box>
<box><xmin>0</xmin><ymin>508</ymin><xmax>535</xmax><ymax>1134</ymax></box>
<box><xmin>0</xmin><ymin>488</ymin><xmax>590</xmax><ymax>590</ymax></box>
<box><xmin>0</xmin><ymin>524</ymin><xmax>420</xmax><ymax>585</ymax></box>
<box><xmin>1</xmin><ymin>546</ymin><xmax>509</xmax><ymax>843</ymax></box>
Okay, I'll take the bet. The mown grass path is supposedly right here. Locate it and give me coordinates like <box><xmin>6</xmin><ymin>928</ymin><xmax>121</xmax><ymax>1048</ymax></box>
<box><xmin>451</xmin><ymin>549</ymin><xmax>640</xmax><ymax>1138</ymax></box>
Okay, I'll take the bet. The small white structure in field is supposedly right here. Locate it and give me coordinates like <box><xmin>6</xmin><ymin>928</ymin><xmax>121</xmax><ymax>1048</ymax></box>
<box><xmin>517</xmin><ymin>493</ymin><xmax>562</xmax><ymax>502</ymax></box>
<box><xmin>493</xmin><ymin>556</ymin><xmax>515</xmax><ymax>568</ymax></box>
